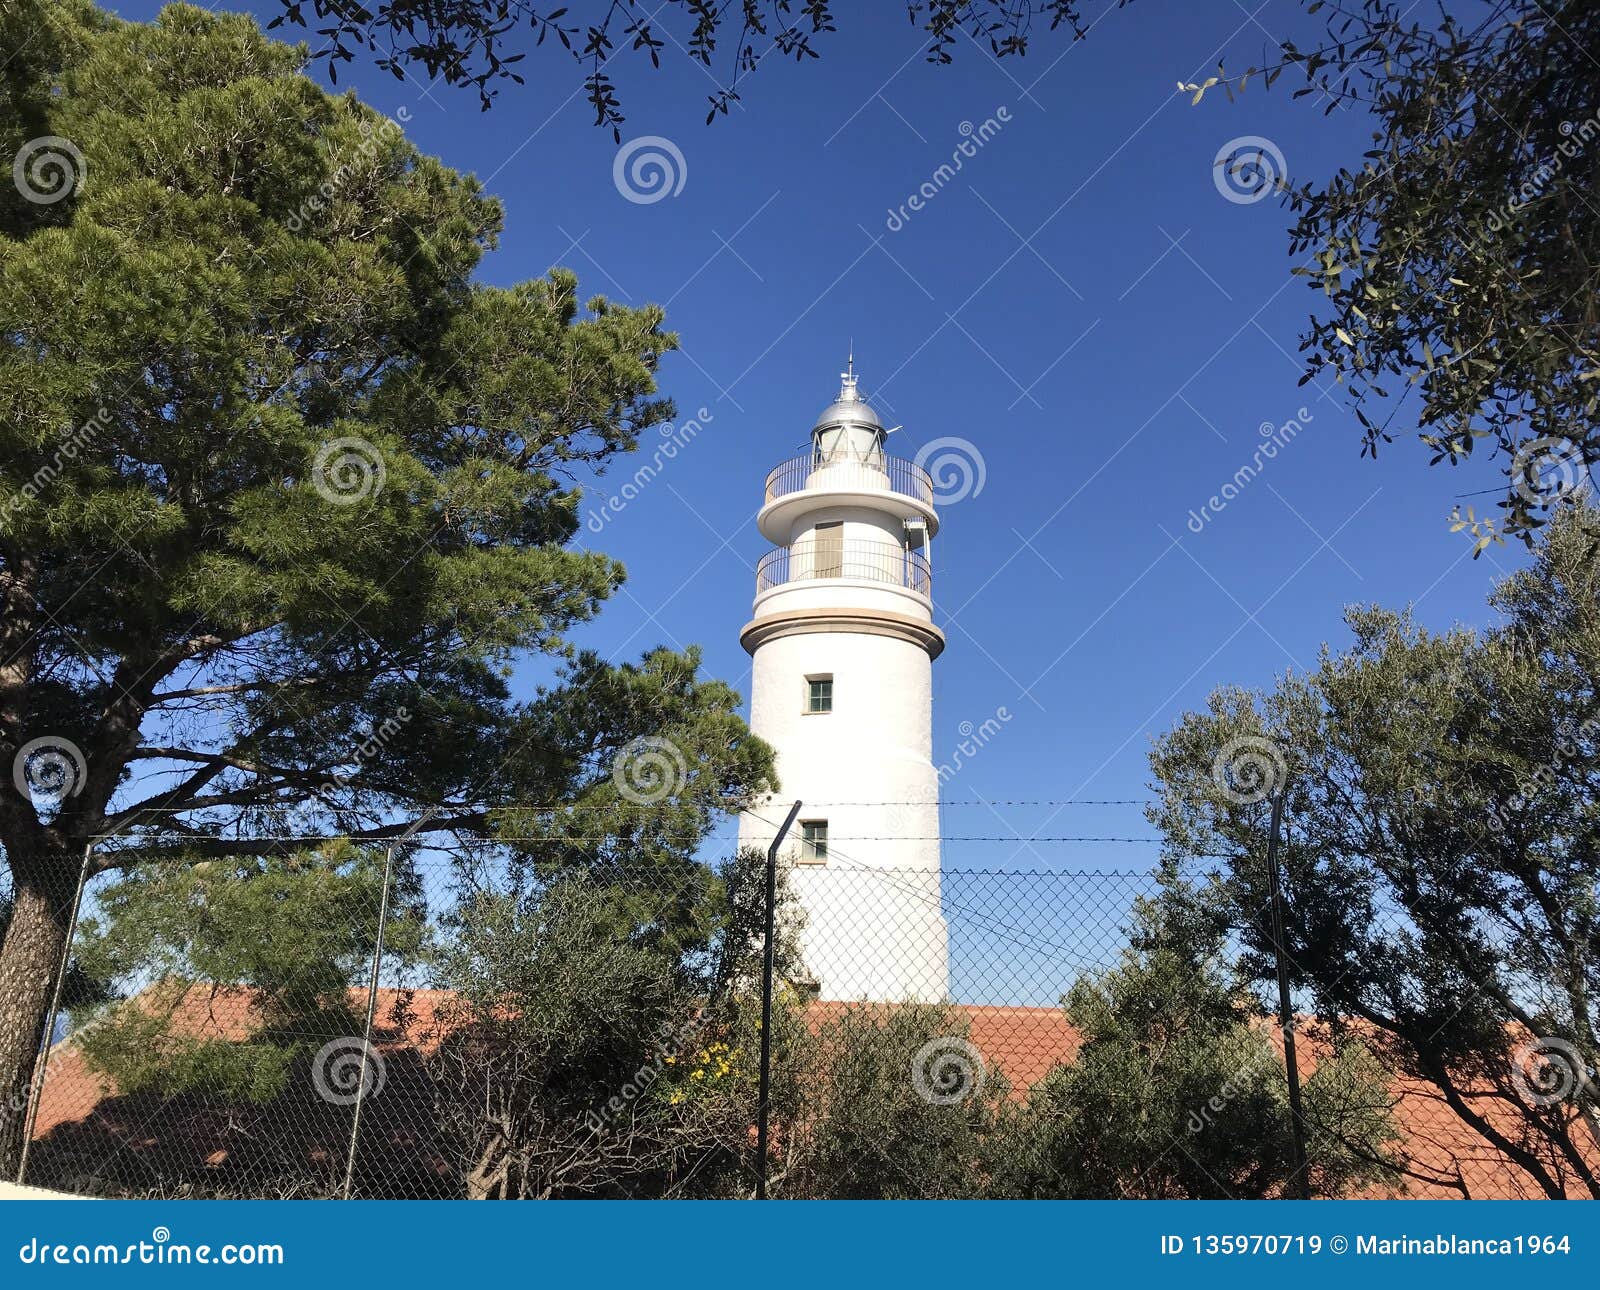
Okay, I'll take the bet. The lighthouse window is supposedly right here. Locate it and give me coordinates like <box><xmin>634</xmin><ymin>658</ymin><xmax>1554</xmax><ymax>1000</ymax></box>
<box><xmin>800</xmin><ymin>821</ymin><xmax>829</xmax><ymax>863</ymax></box>
<box><xmin>807</xmin><ymin>676</ymin><xmax>833</xmax><ymax>713</ymax></box>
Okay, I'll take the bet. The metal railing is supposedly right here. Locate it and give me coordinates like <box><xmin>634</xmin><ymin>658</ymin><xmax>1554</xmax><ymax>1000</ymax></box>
<box><xmin>762</xmin><ymin>452</ymin><xmax>934</xmax><ymax>507</ymax></box>
<box><xmin>755</xmin><ymin>540</ymin><xmax>932</xmax><ymax>596</ymax></box>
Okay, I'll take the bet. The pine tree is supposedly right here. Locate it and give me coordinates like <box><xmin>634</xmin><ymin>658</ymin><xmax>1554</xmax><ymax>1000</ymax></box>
<box><xmin>0</xmin><ymin>1</ymin><xmax>773</xmax><ymax>1172</ymax></box>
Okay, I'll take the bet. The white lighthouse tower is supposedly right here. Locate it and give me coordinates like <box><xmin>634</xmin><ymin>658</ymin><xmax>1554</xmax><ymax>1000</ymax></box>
<box><xmin>737</xmin><ymin>358</ymin><xmax>948</xmax><ymax>1002</ymax></box>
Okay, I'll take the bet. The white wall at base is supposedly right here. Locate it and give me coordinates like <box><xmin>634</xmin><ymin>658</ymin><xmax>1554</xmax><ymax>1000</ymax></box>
<box><xmin>737</xmin><ymin>629</ymin><xmax>948</xmax><ymax>1001</ymax></box>
<box><xmin>789</xmin><ymin>863</ymin><xmax>949</xmax><ymax>1003</ymax></box>
<box><xmin>0</xmin><ymin>1182</ymin><xmax>92</xmax><ymax>1200</ymax></box>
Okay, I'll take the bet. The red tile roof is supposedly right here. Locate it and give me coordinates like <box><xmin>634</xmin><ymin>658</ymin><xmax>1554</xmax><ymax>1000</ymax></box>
<box><xmin>28</xmin><ymin>987</ymin><xmax>1593</xmax><ymax>1199</ymax></box>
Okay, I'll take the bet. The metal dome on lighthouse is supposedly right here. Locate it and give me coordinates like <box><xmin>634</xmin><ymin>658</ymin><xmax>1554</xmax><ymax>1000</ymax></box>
<box><xmin>811</xmin><ymin>352</ymin><xmax>885</xmax><ymax>459</ymax></box>
<box><xmin>737</xmin><ymin>355</ymin><xmax>949</xmax><ymax>1003</ymax></box>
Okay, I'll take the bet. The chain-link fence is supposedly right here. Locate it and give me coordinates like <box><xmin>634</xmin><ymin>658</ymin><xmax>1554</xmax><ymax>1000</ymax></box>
<box><xmin>10</xmin><ymin>842</ymin><xmax>1598</xmax><ymax>1199</ymax></box>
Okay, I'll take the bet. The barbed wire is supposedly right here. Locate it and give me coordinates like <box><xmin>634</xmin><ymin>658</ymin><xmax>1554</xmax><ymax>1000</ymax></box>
<box><xmin>784</xmin><ymin>799</ymin><xmax>1153</xmax><ymax>807</ymax></box>
<box><xmin>98</xmin><ymin>797</ymin><xmax>1155</xmax><ymax>812</ymax></box>
<box><xmin>804</xmin><ymin>841</ymin><xmax>1239</xmax><ymax>857</ymax></box>
<box><xmin>86</xmin><ymin>835</ymin><xmax>1186</xmax><ymax>849</ymax></box>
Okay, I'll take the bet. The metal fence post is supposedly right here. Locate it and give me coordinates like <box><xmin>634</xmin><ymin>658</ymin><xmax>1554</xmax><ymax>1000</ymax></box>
<box><xmin>756</xmin><ymin>800</ymin><xmax>802</xmax><ymax>1200</ymax></box>
<box><xmin>1264</xmin><ymin>786</ymin><xmax>1311</xmax><ymax>1199</ymax></box>
<box><xmin>16</xmin><ymin>843</ymin><xmax>93</xmax><ymax>1186</ymax></box>
<box><xmin>342</xmin><ymin>808</ymin><xmax>435</xmax><ymax>1199</ymax></box>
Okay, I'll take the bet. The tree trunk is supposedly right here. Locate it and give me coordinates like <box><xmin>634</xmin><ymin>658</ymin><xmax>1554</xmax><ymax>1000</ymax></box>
<box><xmin>0</xmin><ymin>843</ymin><xmax>80</xmax><ymax>1178</ymax></box>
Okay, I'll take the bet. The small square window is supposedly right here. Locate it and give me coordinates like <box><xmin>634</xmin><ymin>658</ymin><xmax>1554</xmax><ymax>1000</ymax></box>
<box><xmin>800</xmin><ymin>821</ymin><xmax>828</xmax><ymax>863</ymax></box>
<box><xmin>807</xmin><ymin>677</ymin><xmax>833</xmax><ymax>713</ymax></box>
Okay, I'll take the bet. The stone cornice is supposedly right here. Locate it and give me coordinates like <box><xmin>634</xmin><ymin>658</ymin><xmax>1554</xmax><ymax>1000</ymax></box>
<box><xmin>739</xmin><ymin>607</ymin><xmax>945</xmax><ymax>659</ymax></box>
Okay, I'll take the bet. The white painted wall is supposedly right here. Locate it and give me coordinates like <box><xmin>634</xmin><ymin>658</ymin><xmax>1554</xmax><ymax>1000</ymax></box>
<box><xmin>779</xmin><ymin>503</ymin><xmax>910</xmax><ymax>548</ymax></box>
<box><xmin>753</xmin><ymin>577</ymin><xmax>930</xmax><ymax>620</ymax></box>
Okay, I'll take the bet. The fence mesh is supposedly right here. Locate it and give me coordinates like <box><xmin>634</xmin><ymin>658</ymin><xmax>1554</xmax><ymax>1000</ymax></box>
<box><xmin>11</xmin><ymin>844</ymin><xmax>1598</xmax><ymax>1199</ymax></box>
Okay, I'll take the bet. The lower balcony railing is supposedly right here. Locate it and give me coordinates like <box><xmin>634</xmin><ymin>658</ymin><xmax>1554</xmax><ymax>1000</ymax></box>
<box><xmin>755</xmin><ymin>540</ymin><xmax>931</xmax><ymax>596</ymax></box>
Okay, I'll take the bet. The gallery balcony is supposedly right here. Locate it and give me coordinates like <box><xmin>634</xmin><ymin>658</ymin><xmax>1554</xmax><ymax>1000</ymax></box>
<box><xmin>757</xmin><ymin>452</ymin><xmax>939</xmax><ymax>545</ymax></box>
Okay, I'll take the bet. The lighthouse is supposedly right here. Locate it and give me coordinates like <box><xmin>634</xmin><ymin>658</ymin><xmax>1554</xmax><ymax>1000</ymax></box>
<box><xmin>737</xmin><ymin>358</ymin><xmax>949</xmax><ymax>1002</ymax></box>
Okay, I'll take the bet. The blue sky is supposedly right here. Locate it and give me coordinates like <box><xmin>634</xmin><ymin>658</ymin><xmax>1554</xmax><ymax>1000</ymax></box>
<box><xmin>113</xmin><ymin>0</ymin><xmax>1525</xmax><ymax>874</ymax></box>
